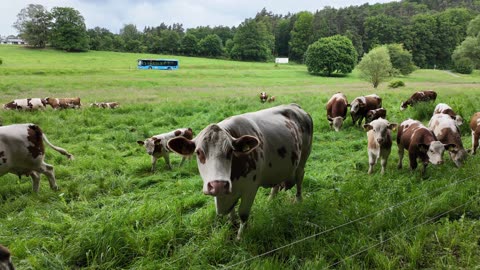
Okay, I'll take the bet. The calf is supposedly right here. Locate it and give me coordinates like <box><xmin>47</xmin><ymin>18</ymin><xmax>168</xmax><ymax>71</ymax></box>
<box><xmin>397</xmin><ymin>119</ymin><xmax>453</xmax><ymax>176</ymax></box>
<box><xmin>259</xmin><ymin>92</ymin><xmax>268</xmax><ymax>103</ymax></box>
<box><xmin>350</xmin><ymin>94</ymin><xmax>382</xmax><ymax>126</ymax></box>
<box><xmin>366</xmin><ymin>108</ymin><xmax>387</xmax><ymax>124</ymax></box>
<box><xmin>400</xmin><ymin>90</ymin><xmax>437</xmax><ymax>111</ymax></box>
<box><xmin>267</xmin><ymin>96</ymin><xmax>276</xmax><ymax>103</ymax></box>
<box><xmin>90</xmin><ymin>102</ymin><xmax>119</xmax><ymax>109</ymax></box>
<box><xmin>45</xmin><ymin>97</ymin><xmax>81</xmax><ymax>109</ymax></box>
<box><xmin>433</xmin><ymin>103</ymin><xmax>463</xmax><ymax>126</ymax></box>
<box><xmin>168</xmin><ymin>104</ymin><xmax>313</xmax><ymax>239</ymax></box>
<box><xmin>0</xmin><ymin>244</ymin><xmax>14</xmax><ymax>270</ymax></box>
<box><xmin>470</xmin><ymin>112</ymin><xmax>480</xmax><ymax>154</ymax></box>
<box><xmin>137</xmin><ymin>128</ymin><xmax>193</xmax><ymax>171</ymax></box>
<box><xmin>326</xmin><ymin>92</ymin><xmax>349</xmax><ymax>132</ymax></box>
<box><xmin>363</xmin><ymin>118</ymin><xmax>397</xmax><ymax>174</ymax></box>
<box><xmin>3</xmin><ymin>98</ymin><xmax>47</xmax><ymax>110</ymax></box>
<box><xmin>0</xmin><ymin>124</ymin><xmax>74</xmax><ymax>192</ymax></box>
<box><xmin>428</xmin><ymin>113</ymin><xmax>467</xmax><ymax>167</ymax></box>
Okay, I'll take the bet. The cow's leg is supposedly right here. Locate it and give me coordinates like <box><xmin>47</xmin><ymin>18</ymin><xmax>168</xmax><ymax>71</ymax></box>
<box><xmin>150</xmin><ymin>156</ymin><xmax>158</xmax><ymax>172</ymax></box>
<box><xmin>236</xmin><ymin>190</ymin><xmax>259</xmax><ymax>240</ymax></box>
<box><xmin>163</xmin><ymin>154</ymin><xmax>172</xmax><ymax>170</ymax></box>
<box><xmin>472</xmin><ymin>130</ymin><xmax>479</xmax><ymax>155</ymax></box>
<box><xmin>397</xmin><ymin>145</ymin><xmax>404</xmax><ymax>169</ymax></box>
<box><xmin>179</xmin><ymin>156</ymin><xmax>186</xmax><ymax>167</ymax></box>
<box><xmin>408</xmin><ymin>152</ymin><xmax>418</xmax><ymax>171</ymax></box>
<box><xmin>30</xmin><ymin>171</ymin><xmax>41</xmax><ymax>192</ymax></box>
<box><xmin>40</xmin><ymin>162</ymin><xmax>58</xmax><ymax>190</ymax></box>
<box><xmin>421</xmin><ymin>162</ymin><xmax>428</xmax><ymax>177</ymax></box>
<box><xmin>269</xmin><ymin>185</ymin><xmax>280</xmax><ymax>200</ymax></box>
<box><xmin>380</xmin><ymin>148</ymin><xmax>391</xmax><ymax>175</ymax></box>
<box><xmin>368</xmin><ymin>151</ymin><xmax>376</xmax><ymax>174</ymax></box>
<box><xmin>294</xmin><ymin>168</ymin><xmax>305</xmax><ymax>202</ymax></box>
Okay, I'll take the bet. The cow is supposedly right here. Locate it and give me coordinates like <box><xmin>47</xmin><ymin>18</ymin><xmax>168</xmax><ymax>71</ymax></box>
<box><xmin>137</xmin><ymin>128</ymin><xmax>193</xmax><ymax>171</ymax></box>
<box><xmin>3</xmin><ymin>98</ymin><xmax>47</xmax><ymax>110</ymax></box>
<box><xmin>167</xmin><ymin>104</ymin><xmax>313</xmax><ymax>239</ymax></box>
<box><xmin>0</xmin><ymin>244</ymin><xmax>14</xmax><ymax>270</ymax></box>
<box><xmin>326</xmin><ymin>92</ymin><xmax>349</xmax><ymax>132</ymax></box>
<box><xmin>469</xmin><ymin>112</ymin><xmax>480</xmax><ymax>154</ymax></box>
<box><xmin>90</xmin><ymin>102</ymin><xmax>119</xmax><ymax>109</ymax></box>
<box><xmin>350</xmin><ymin>94</ymin><xmax>382</xmax><ymax>126</ymax></box>
<box><xmin>365</xmin><ymin>108</ymin><xmax>387</xmax><ymax>124</ymax></box>
<box><xmin>400</xmin><ymin>90</ymin><xmax>437</xmax><ymax>111</ymax></box>
<box><xmin>397</xmin><ymin>119</ymin><xmax>453</xmax><ymax>176</ymax></box>
<box><xmin>428</xmin><ymin>113</ymin><xmax>467</xmax><ymax>167</ymax></box>
<box><xmin>433</xmin><ymin>103</ymin><xmax>463</xmax><ymax>126</ymax></box>
<box><xmin>363</xmin><ymin>118</ymin><xmax>397</xmax><ymax>174</ymax></box>
<box><xmin>0</xmin><ymin>124</ymin><xmax>74</xmax><ymax>192</ymax></box>
<box><xmin>259</xmin><ymin>92</ymin><xmax>268</xmax><ymax>103</ymax></box>
<box><xmin>267</xmin><ymin>96</ymin><xmax>276</xmax><ymax>103</ymax></box>
<box><xmin>45</xmin><ymin>97</ymin><xmax>81</xmax><ymax>109</ymax></box>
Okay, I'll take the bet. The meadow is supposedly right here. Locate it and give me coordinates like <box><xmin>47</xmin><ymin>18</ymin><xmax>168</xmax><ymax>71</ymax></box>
<box><xmin>0</xmin><ymin>45</ymin><xmax>480</xmax><ymax>269</ymax></box>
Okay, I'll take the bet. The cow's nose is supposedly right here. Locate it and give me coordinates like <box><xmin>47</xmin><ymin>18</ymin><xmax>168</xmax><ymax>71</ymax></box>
<box><xmin>206</xmin><ymin>181</ymin><xmax>230</xmax><ymax>196</ymax></box>
<box><xmin>377</xmin><ymin>138</ymin><xmax>384</xmax><ymax>144</ymax></box>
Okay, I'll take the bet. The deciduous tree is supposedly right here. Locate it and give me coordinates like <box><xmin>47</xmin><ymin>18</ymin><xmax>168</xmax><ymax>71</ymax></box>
<box><xmin>357</xmin><ymin>46</ymin><xmax>393</xmax><ymax>88</ymax></box>
<box><xmin>13</xmin><ymin>4</ymin><xmax>51</xmax><ymax>48</ymax></box>
<box><xmin>289</xmin><ymin>11</ymin><xmax>313</xmax><ymax>62</ymax></box>
<box><xmin>50</xmin><ymin>7</ymin><xmax>89</xmax><ymax>52</ymax></box>
<box><xmin>230</xmin><ymin>19</ymin><xmax>274</xmax><ymax>61</ymax></box>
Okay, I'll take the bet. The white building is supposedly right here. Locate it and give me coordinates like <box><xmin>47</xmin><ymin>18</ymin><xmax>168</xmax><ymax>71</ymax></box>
<box><xmin>0</xmin><ymin>35</ymin><xmax>27</xmax><ymax>45</ymax></box>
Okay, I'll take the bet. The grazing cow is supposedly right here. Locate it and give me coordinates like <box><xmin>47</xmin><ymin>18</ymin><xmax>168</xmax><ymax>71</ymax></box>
<box><xmin>3</xmin><ymin>98</ymin><xmax>47</xmax><ymax>110</ymax></box>
<box><xmin>350</xmin><ymin>94</ymin><xmax>382</xmax><ymax>126</ymax></box>
<box><xmin>397</xmin><ymin>119</ymin><xmax>453</xmax><ymax>176</ymax></box>
<box><xmin>428</xmin><ymin>113</ymin><xmax>467</xmax><ymax>167</ymax></box>
<box><xmin>326</xmin><ymin>92</ymin><xmax>349</xmax><ymax>132</ymax></box>
<box><xmin>137</xmin><ymin>128</ymin><xmax>193</xmax><ymax>171</ymax></box>
<box><xmin>366</xmin><ymin>108</ymin><xmax>387</xmax><ymax>124</ymax></box>
<box><xmin>45</xmin><ymin>97</ymin><xmax>81</xmax><ymax>109</ymax></box>
<box><xmin>363</xmin><ymin>118</ymin><xmax>397</xmax><ymax>174</ymax></box>
<box><xmin>167</xmin><ymin>104</ymin><xmax>313</xmax><ymax>239</ymax></box>
<box><xmin>0</xmin><ymin>124</ymin><xmax>74</xmax><ymax>192</ymax></box>
<box><xmin>469</xmin><ymin>112</ymin><xmax>480</xmax><ymax>154</ymax></box>
<box><xmin>400</xmin><ymin>90</ymin><xmax>437</xmax><ymax>111</ymax></box>
<box><xmin>433</xmin><ymin>103</ymin><xmax>463</xmax><ymax>126</ymax></box>
<box><xmin>259</xmin><ymin>92</ymin><xmax>268</xmax><ymax>103</ymax></box>
<box><xmin>267</xmin><ymin>96</ymin><xmax>276</xmax><ymax>103</ymax></box>
<box><xmin>90</xmin><ymin>102</ymin><xmax>119</xmax><ymax>109</ymax></box>
<box><xmin>0</xmin><ymin>244</ymin><xmax>14</xmax><ymax>270</ymax></box>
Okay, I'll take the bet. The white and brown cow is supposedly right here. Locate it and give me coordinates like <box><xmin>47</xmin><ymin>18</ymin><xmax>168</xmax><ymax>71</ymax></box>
<box><xmin>267</xmin><ymin>96</ymin><xmax>276</xmax><ymax>103</ymax></box>
<box><xmin>167</xmin><ymin>104</ymin><xmax>313</xmax><ymax>239</ymax></box>
<box><xmin>0</xmin><ymin>244</ymin><xmax>14</xmax><ymax>270</ymax></box>
<box><xmin>400</xmin><ymin>90</ymin><xmax>437</xmax><ymax>111</ymax></box>
<box><xmin>350</xmin><ymin>94</ymin><xmax>382</xmax><ymax>126</ymax></box>
<box><xmin>137</xmin><ymin>128</ymin><xmax>193</xmax><ymax>171</ymax></box>
<box><xmin>365</xmin><ymin>108</ymin><xmax>387</xmax><ymax>124</ymax></box>
<box><xmin>397</xmin><ymin>119</ymin><xmax>453</xmax><ymax>176</ymax></box>
<box><xmin>326</xmin><ymin>92</ymin><xmax>349</xmax><ymax>132</ymax></box>
<box><xmin>259</xmin><ymin>92</ymin><xmax>268</xmax><ymax>103</ymax></box>
<box><xmin>428</xmin><ymin>113</ymin><xmax>467</xmax><ymax>167</ymax></box>
<box><xmin>433</xmin><ymin>103</ymin><xmax>463</xmax><ymax>126</ymax></box>
<box><xmin>0</xmin><ymin>124</ymin><xmax>74</xmax><ymax>192</ymax></box>
<box><xmin>3</xmin><ymin>98</ymin><xmax>47</xmax><ymax>110</ymax></box>
<box><xmin>90</xmin><ymin>102</ymin><xmax>119</xmax><ymax>109</ymax></box>
<box><xmin>469</xmin><ymin>112</ymin><xmax>480</xmax><ymax>154</ymax></box>
<box><xmin>363</xmin><ymin>118</ymin><xmax>397</xmax><ymax>174</ymax></box>
<box><xmin>45</xmin><ymin>97</ymin><xmax>81</xmax><ymax>109</ymax></box>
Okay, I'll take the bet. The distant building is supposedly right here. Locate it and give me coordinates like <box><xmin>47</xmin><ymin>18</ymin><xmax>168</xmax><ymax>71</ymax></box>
<box><xmin>0</xmin><ymin>35</ymin><xmax>27</xmax><ymax>45</ymax></box>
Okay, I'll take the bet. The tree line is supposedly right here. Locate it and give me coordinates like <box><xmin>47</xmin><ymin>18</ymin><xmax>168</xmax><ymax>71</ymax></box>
<box><xmin>12</xmin><ymin>1</ymin><xmax>480</xmax><ymax>70</ymax></box>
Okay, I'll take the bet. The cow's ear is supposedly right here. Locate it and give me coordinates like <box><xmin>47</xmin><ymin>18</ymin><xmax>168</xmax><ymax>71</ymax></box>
<box><xmin>444</xmin><ymin>143</ymin><xmax>457</xmax><ymax>151</ymax></box>
<box><xmin>137</xmin><ymin>140</ymin><xmax>145</xmax><ymax>146</ymax></box>
<box><xmin>388</xmin><ymin>123</ymin><xmax>398</xmax><ymax>131</ymax></box>
<box><xmin>363</xmin><ymin>124</ymin><xmax>373</xmax><ymax>131</ymax></box>
<box><xmin>154</xmin><ymin>139</ymin><xmax>162</xmax><ymax>145</ymax></box>
<box><xmin>232</xmin><ymin>135</ymin><xmax>259</xmax><ymax>156</ymax></box>
<box><xmin>418</xmin><ymin>143</ymin><xmax>429</xmax><ymax>153</ymax></box>
<box><xmin>167</xmin><ymin>137</ymin><xmax>196</xmax><ymax>156</ymax></box>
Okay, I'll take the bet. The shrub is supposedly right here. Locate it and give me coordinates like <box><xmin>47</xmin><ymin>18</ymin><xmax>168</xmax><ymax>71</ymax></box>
<box><xmin>0</xmin><ymin>58</ymin><xmax>2</xmax><ymax>65</ymax></box>
<box><xmin>388</xmin><ymin>80</ymin><xmax>405</xmax><ymax>88</ymax></box>
<box><xmin>453</xmin><ymin>57</ymin><xmax>474</xmax><ymax>74</ymax></box>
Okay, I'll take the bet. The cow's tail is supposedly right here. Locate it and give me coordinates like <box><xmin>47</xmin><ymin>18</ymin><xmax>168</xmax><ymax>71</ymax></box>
<box><xmin>42</xmin><ymin>133</ymin><xmax>75</xmax><ymax>160</ymax></box>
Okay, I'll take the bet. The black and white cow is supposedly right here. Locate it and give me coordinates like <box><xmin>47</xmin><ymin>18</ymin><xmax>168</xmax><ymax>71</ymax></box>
<box><xmin>167</xmin><ymin>104</ymin><xmax>313</xmax><ymax>239</ymax></box>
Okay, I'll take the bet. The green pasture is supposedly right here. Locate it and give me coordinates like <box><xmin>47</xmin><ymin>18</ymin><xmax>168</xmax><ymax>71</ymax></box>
<box><xmin>0</xmin><ymin>45</ymin><xmax>480</xmax><ymax>269</ymax></box>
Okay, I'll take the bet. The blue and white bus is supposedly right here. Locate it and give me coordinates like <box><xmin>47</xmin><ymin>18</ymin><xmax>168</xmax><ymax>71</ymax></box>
<box><xmin>137</xmin><ymin>59</ymin><xmax>179</xmax><ymax>70</ymax></box>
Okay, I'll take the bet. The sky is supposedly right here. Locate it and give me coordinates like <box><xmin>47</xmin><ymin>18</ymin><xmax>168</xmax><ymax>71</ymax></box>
<box><xmin>1</xmin><ymin>0</ymin><xmax>398</xmax><ymax>36</ymax></box>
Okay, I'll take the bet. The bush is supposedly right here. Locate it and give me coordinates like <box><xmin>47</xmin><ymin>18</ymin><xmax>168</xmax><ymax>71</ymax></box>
<box><xmin>388</xmin><ymin>80</ymin><xmax>405</xmax><ymax>88</ymax></box>
<box><xmin>0</xmin><ymin>58</ymin><xmax>2</xmax><ymax>65</ymax></box>
<box><xmin>453</xmin><ymin>57</ymin><xmax>474</xmax><ymax>74</ymax></box>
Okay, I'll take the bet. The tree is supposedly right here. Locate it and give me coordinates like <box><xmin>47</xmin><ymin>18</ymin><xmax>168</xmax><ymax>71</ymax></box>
<box><xmin>452</xmin><ymin>14</ymin><xmax>480</xmax><ymax>73</ymax></box>
<box><xmin>304</xmin><ymin>35</ymin><xmax>357</xmax><ymax>76</ymax></box>
<box><xmin>275</xmin><ymin>18</ymin><xmax>291</xmax><ymax>57</ymax></box>
<box><xmin>120</xmin><ymin>24</ymin><xmax>141</xmax><ymax>52</ymax></box>
<box><xmin>198</xmin><ymin>34</ymin><xmax>223</xmax><ymax>57</ymax></box>
<box><xmin>160</xmin><ymin>30</ymin><xmax>181</xmax><ymax>54</ymax></box>
<box><xmin>386</xmin><ymin>43</ymin><xmax>416</xmax><ymax>75</ymax></box>
<box><xmin>181</xmin><ymin>34</ymin><xmax>199</xmax><ymax>56</ymax></box>
<box><xmin>357</xmin><ymin>46</ymin><xmax>393</xmax><ymax>88</ymax></box>
<box><xmin>230</xmin><ymin>19</ymin><xmax>274</xmax><ymax>62</ymax></box>
<box><xmin>13</xmin><ymin>4</ymin><xmax>51</xmax><ymax>48</ymax></box>
<box><xmin>363</xmin><ymin>14</ymin><xmax>403</xmax><ymax>51</ymax></box>
<box><xmin>50</xmin><ymin>7</ymin><xmax>89</xmax><ymax>52</ymax></box>
<box><xmin>88</xmin><ymin>27</ymin><xmax>115</xmax><ymax>51</ymax></box>
<box><xmin>289</xmin><ymin>11</ymin><xmax>313</xmax><ymax>62</ymax></box>
<box><xmin>404</xmin><ymin>13</ymin><xmax>438</xmax><ymax>68</ymax></box>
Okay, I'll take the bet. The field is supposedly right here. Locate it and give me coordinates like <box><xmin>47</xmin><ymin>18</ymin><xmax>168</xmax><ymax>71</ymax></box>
<box><xmin>0</xmin><ymin>45</ymin><xmax>480</xmax><ymax>269</ymax></box>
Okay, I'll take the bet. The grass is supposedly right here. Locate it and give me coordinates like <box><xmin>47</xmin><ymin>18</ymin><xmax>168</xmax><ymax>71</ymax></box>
<box><xmin>0</xmin><ymin>45</ymin><xmax>480</xmax><ymax>269</ymax></box>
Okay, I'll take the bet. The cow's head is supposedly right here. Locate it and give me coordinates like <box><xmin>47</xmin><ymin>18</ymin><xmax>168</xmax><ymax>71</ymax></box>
<box><xmin>455</xmin><ymin>115</ymin><xmax>464</xmax><ymax>126</ymax></box>
<box><xmin>168</xmin><ymin>124</ymin><xmax>260</xmax><ymax>196</ymax></box>
<box><xmin>260</xmin><ymin>92</ymin><xmax>268</xmax><ymax>103</ymax></box>
<box><xmin>400</xmin><ymin>102</ymin><xmax>407</xmax><ymax>111</ymax></box>
<box><xmin>364</xmin><ymin>119</ymin><xmax>397</xmax><ymax>144</ymax></box>
<box><xmin>328</xmin><ymin>115</ymin><xmax>344</xmax><ymax>132</ymax></box>
<box><xmin>137</xmin><ymin>137</ymin><xmax>162</xmax><ymax>155</ymax></box>
<box><xmin>448</xmin><ymin>145</ymin><xmax>468</xmax><ymax>167</ymax></box>
<box><xmin>350</xmin><ymin>97</ymin><xmax>366</xmax><ymax>114</ymax></box>
<box><xmin>418</xmin><ymin>142</ymin><xmax>455</xmax><ymax>165</ymax></box>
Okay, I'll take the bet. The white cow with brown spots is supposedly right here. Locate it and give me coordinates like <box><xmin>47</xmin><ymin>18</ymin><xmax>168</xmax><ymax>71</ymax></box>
<box><xmin>167</xmin><ymin>104</ymin><xmax>313</xmax><ymax>239</ymax></box>
<box><xmin>363</xmin><ymin>118</ymin><xmax>397</xmax><ymax>174</ymax></box>
<box><xmin>433</xmin><ymin>103</ymin><xmax>463</xmax><ymax>126</ymax></box>
<box><xmin>350</xmin><ymin>94</ymin><xmax>382</xmax><ymax>126</ymax></box>
<box><xmin>0</xmin><ymin>124</ymin><xmax>74</xmax><ymax>192</ymax></box>
<box><xmin>400</xmin><ymin>90</ymin><xmax>437</xmax><ymax>111</ymax></box>
<box><xmin>45</xmin><ymin>97</ymin><xmax>81</xmax><ymax>109</ymax></box>
<box><xmin>469</xmin><ymin>112</ymin><xmax>480</xmax><ymax>154</ymax></box>
<box><xmin>90</xmin><ymin>102</ymin><xmax>119</xmax><ymax>109</ymax></box>
<box><xmin>3</xmin><ymin>98</ymin><xmax>47</xmax><ymax>110</ymax></box>
<box><xmin>137</xmin><ymin>128</ymin><xmax>193</xmax><ymax>171</ymax></box>
<box><xmin>0</xmin><ymin>244</ymin><xmax>14</xmax><ymax>270</ymax></box>
<box><xmin>428</xmin><ymin>113</ymin><xmax>467</xmax><ymax>167</ymax></box>
<box><xmin>259</xmin><ymin>92</ymin><xmax>268</xmax><ymax>103</ymax></box>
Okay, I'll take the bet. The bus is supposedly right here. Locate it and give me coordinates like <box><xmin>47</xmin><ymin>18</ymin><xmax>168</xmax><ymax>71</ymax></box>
<box><xmin>137</xmin><ymin>59</ymin><xmax>179</xmax><ymax>70</ymax></box>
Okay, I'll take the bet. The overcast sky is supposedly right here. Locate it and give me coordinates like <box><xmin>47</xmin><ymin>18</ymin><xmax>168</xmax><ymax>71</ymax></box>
<box><xmin>1</xmin><ymin>0</ymin><xmax>398</xmax><ymax>36</ymax></box>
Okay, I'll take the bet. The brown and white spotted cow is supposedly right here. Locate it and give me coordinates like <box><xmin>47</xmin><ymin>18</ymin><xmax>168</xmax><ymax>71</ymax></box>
<box><xmin>259</xmin><ymin>92</ymin><xmax>268</xmax><ymax>103</ymax></box>
<box><xmin>3</xmin><ymin>98</ymin><xmax>47</xmax><ymax>110</ymax></box>
<box><xmin>0</xmin><ymin>244</ymin><xmax>14</xmax><ymax>270</ymax></box>
<box><xmin>0</xmin><ymin>124</ymin><xmax>74</xmax><ymax>192</ymax></box>
<box><xmin>137</xmin><ymin>128</ymin><xmax>193</xmax><ymax>171</ymax></box>
<box><xmin>167</xmin><ymin>104</ymin><xmax>313</xmax><ymax>239</ymax></box>
<box><xmin>433</xmin><ymin>103</ymin><xmax>463</xmax><ymax>126</ymax></box>
<box><xmin>350</xmin><ymin>94</ymin><xmax>382</xmax><ymax>126</ymax></box>
<box><xmin>428</xmin><ymin>113</ymin><xmax>467</xmax><ymax>167</ymax></box>
<box><xmin>363</xmin><ymin>118</ymin><xmax>397</xmax><ymax>174</ymax></box>
<box><xmin>397</xmin><ymin>119</ymin><xmax>453</xmax><ymax>176</ymax></box>
<box><xmin>267</xmin><ymin>96</ymin><xmax>276</xmax><ymax>103</ymax></box>
<box><xmin>400</xmin><ymin>90</ymin><xmax>437</xmax><ymax>111</ymax></box>
<box><xmin>326</xmin><ymin>92</ymin><xmax>349</xmax><ymax>132</ymax></box>
<box><xmin>90</xmin><ymin>102</ymin><xmax>119</xmax><ymax>109</ymax></box>
<box><xmin>469</xmin><ymin>112</ymin><xmax>480</xmax><ymax>154</ymax></box>
<box><xmin>365</xmin><ymin>108</ymin><xmax>387</xmax><ymax>124</ymax></box>
<box><xmin>45</xmin><ymin>97</ymin><xmax>81</xmax><ymax>109</ymax></box>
